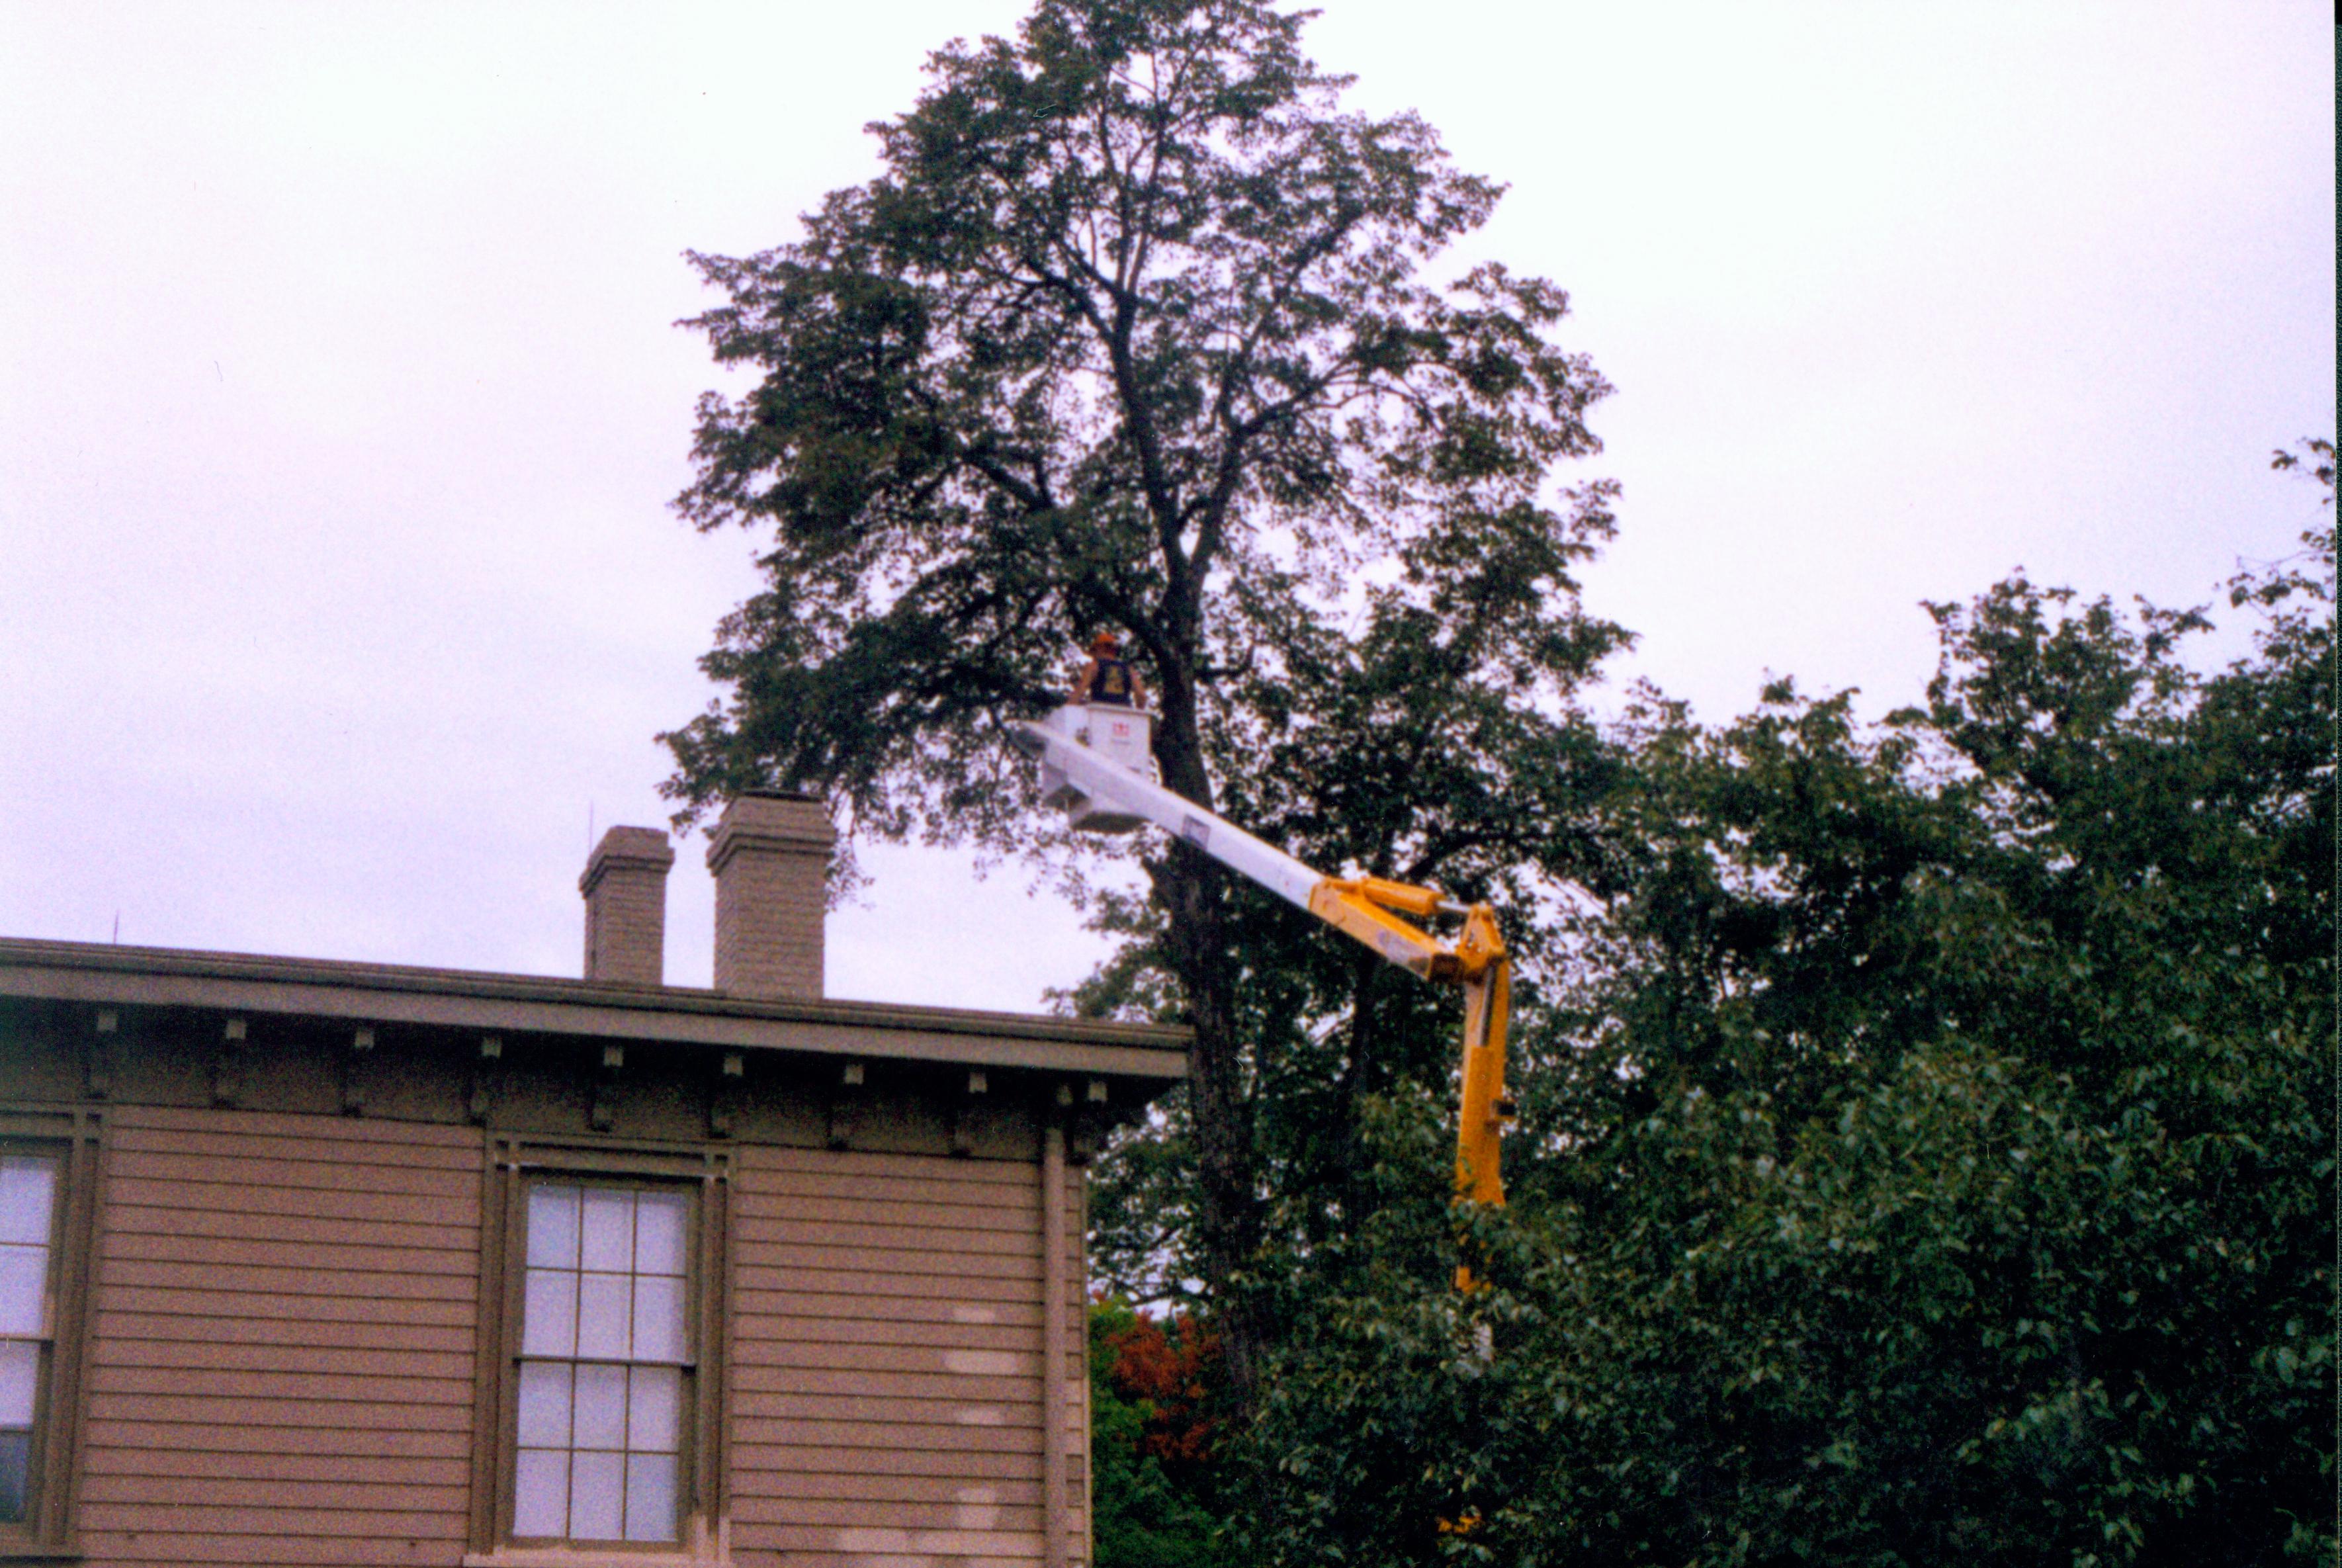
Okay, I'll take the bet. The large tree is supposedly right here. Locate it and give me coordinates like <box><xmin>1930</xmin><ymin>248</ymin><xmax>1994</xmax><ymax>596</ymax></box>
<box><xmin>1241</xmin><ymin>465</ymin><xmax>2335</xmax><ymax>1563</ymax></box>
<box><xmin>661</xmin><ymin>0</ymin><xmax>1615</xmax><ymax>1393</ymax></box>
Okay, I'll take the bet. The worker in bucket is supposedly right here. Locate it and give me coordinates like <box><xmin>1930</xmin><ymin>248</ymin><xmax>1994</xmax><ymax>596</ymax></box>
<box><xmin>1070</xmin><ymin>631</ymin><xmax>1148</xmax><ymax>709</ymax></box>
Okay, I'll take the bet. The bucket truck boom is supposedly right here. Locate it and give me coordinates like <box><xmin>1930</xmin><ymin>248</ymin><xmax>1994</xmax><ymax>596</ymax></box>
<box><xmin>1012</xmin><ymin>713</ymin><xmax>1512</xmax><ymax>1221</ymax></box>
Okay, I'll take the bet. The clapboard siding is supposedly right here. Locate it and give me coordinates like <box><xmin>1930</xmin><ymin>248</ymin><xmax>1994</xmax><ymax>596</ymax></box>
<box><xmin>90</xmin><ymin>1331</ymin><xmax>470</xmax><ymax>1368</ymax></box>
<box><xmin>731</xmin><ymin>1441</ymin><xmax>1045</xmax><ymax>1481</ymax></box>
<box><xmin>735</xmin><ymin>1266</ymin><xmax>1047</xmax><ymax>1304</ymax></box>
<box><xmin>734</xmin><ymin>1216</ymin><xmax>1039</xmax><ymax>1256</ymax></box>
<box><xmin>46</xmin><ymin>1104</ymin><xmax>1098</xmax><ymax>1565</ymax></box>
<box><xmin>734</xmin><ymin>1414</ymin><xmax>1046</xmax><ymax>1453</ymax></box>
<box><xmin>734</xmin><ymin>1188</ymin><xmax>1040</xmax><ymax>1225</ymax></box>
<box><xmin>107</xmin><ymin>1146</ymin><xmax>478</xmax><ymax>1193</ymax></box>
<box><xmin>736</xmin><ymin>1288</ymin><xmax>1044</xmax><ymax>1325</ymax></box>
<box><xmin>107</xmin><ymin>1173</ymin><xmax>476</xmax><ymax>1225</ymax></box>
<box><xmin>98</xmin><ymin>1308</ymin><xmax>474</xmax><ymax>1351</ymax></box>
<box><xmin>84</xmin><ymin>1391</ymin><xmax>476</xmax><ymax>1430</ymax></box>
<box><xmin>99</xmin><ymin>1258</ymin><xmax>477</xmax><ymax>1299</ymax></box>
<box><xmin>736</xmin><ymin>1469</ymin><xmax>1045</xmax><ymax>1506</ymax></box>
<box><xmin>99</xmin><ymin>1117</ymin><xmax>480</xmax><ymax>1172</ymax></box>
<box><xmin>728</xmin><ymin>1143</ymin><xmax>1087</xmax><ymax>1565</ymax></box>
<box><xmin>101</xmin><ymin>1284</ymin><xmax>476</xmax><ymax>1323</ymax></box>
<box><xmin>100</xmin><ymin>1229</ymin><xmax>475</xmax><ymax>1276</ymax></box>
<box><xmin>734</xmin><ymin>1241</ymin><xmax>1043</xmax><ymax>1280</ymax></box>
<box><xmin>76</xmin><ymin>1532</ymin><xmax>464</xmax><ymax>1566</ymax></box>
<box><xmin>732</xmin><ymin>1392</ymin><xmax>1043</xmax><ymax>1427</ymax></box>
<box><xmin>770</xmin><ymin>1556</ymin><xmax>1041</xmax><ymax>1568</ymax></box>
<box><xmin>78</xmin><ymin>1447</ymin><xmax>470</xmax><ymax>1484</ymax></box>
<box><xmin>736</xmin><ymin>1313</ymin><xmax>1039</xmax><ymax>1350</ymax></box>
<box><xmin>81</xmin><ymin>1473</ymin><xmax>471</xmax><ymax>1511</ymax></box>
<box><xmin>104</xmin><ymin>1200</ymin><xmax>470</xmax><ymax>1250</ymax></box>
<box><xmin>734</xmin><ymin>1372</ymin><xmax>1043</xmax><ymax>1407</ymax></box>
<box><xmin>83</xmin><ymin>1418</ymin><xmax>472</xmax><ymax>1459</ymax></box>
<box><xmin>734</xmin><ymin>1497</ymin><xmax>1048</xmax><ymax>1534</ymax></box>
<box><xmin>739</xmin><ymin>1525</ymin><xmax>1048</xmax><ymax>1560</ymax></box>
<box><xmin>81</xmin><ymin>1105</ymin><xmax>480</xmax><ymax>1568</ymax></box>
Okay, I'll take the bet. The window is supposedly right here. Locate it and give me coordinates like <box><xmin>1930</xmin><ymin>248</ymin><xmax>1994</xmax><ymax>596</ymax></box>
<box><xmin>0</xmin><ymin>1154</ymin><xmax>58</xmax><ymax>1524</ymax></box>
<box><xmin>513</xmin><ymin>1181</ymin><xmax>694</xmax><ymax>1544</ymax></box>
<box><xmin>472</xmin><ymin>1141</ymin><xmax>726</xmax><ymax>1565</ymax></box>
<box><xmin>0</xmin><ymin>1112</ymin><xmax>95</xmax><ymax>1557</ymax></box>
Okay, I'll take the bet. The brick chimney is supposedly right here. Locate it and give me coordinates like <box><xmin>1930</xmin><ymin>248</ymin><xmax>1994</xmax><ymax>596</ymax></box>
<box><xmin>707</xmin><ymin>791</ymin><xmax>834</xmax><ymax>1000</ymax></box>
<box><xmin>580</xmin><ymin>826</ymin><xmax>675</xmax><ymax>985</ymax></box>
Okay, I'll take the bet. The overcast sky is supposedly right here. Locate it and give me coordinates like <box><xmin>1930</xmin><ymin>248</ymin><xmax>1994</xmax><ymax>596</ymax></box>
<box><xmin>1</xmin><ymin>2</ymin><xmax>2330</xmax><ymax>1011</ymax></box>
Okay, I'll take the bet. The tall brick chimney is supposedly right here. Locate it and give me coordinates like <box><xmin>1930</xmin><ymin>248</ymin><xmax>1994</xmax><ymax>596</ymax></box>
<box><xmin>580</xmin><ymin>826</ymin><xmax>675</xmax><ymax>985</ymax></box>
<box><xmin>707</xmin><ymin>791</ymin><xmax>834</xmax><ymax>1000</ymax></box>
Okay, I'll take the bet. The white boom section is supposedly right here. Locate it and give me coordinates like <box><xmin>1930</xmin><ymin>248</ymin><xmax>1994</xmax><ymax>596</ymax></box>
<box><xmin>1012</xmin><ymin>720</ymin><xmax>1323</xmax><ymax>910</ymax></box>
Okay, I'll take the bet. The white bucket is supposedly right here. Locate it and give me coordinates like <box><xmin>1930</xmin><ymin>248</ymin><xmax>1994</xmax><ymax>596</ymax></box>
<box><xmin>1038</xmin><ymin>703</ymin><xmax>1155</xmax><ymax>833</ymax></box>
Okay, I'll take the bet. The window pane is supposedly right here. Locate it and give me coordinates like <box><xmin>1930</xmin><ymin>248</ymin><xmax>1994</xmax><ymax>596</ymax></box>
<box><xmin>0</xmin><ymin>1343</ymin><xmax>34</xmax><ymax>1426</ymax></box>
<box><xmin>627</xmin><ymin>1366</ymin><xmax>680</xmax><ymax>1453</ymax></box>
<box><xmin>634</xmin><ymin>1192</ymin><xmax>687</xmax><ymax>1277</ymax></box>
<box><xmin>572</xmin><ymin>1363</ymin><xmax>626</xmax><ymax>1450</ymax></box>
<box><xmin>0</xmin><ymin>1430</ymin><xmax>25</xmax><ymax>1526</ymax></box>
<box><xmin>509</xmin><ymin>1178</ymin><xmax>701</xmax><ymax>1551</ymax></box>
<box><xmin>580</xmin><ymin>1190</ymin><xmax>632</xmax><ymax>1272</ymax></box>
<box><xmin>513</xmin><ymin>1448</ymin><xmax>568</xmax><ymax>1538</ymax></box>
<box><xmin>631</xmin><ymin>1275</ymin><xmax>686</xmax><ymax>1364</ymax></box>
<box><xmin>625</xmin><ymin>1452</ymin><xmax>678</xmax><ymax>1542</ymax></box>
<box><xmin>576</xmin><ymin>1274</ymin><xmax>630</xmax><ymax>1359</ymax></box>
<box><xmin>526</xmin><ymin>1185</ymin><xmax>580</xmax><ymax>1269</ymax></box>
<box><xmin>520</xmin><ymin>1270</ymin><xmax>576</xmax><ymax>1357</ymax></box>
<box><xmin>0</xmin><ymin>1249</ymin><xmax>42</xmax><ymax>1336</ymax></box>
<box><xmin>0</xmin><ymin>1160</ymin><xmax>55</xmax><ymax>1248</ymax></box>
<box><xmin>515</xmin><ymin>1362</ymin><xmax>570</xmax><ymax>1448</ymax></box>
<box><xmin>569</xmin><ymin>1450</ymin><xmax>625</xmax><ymax>1539</ymax></box>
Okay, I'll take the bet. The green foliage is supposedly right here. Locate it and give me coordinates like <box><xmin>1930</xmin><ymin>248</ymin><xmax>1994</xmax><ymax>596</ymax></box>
<box><xmin>659</xmin><ymin>0</ymin><xmax>1612</xmax><ymax>852</ymax></box>
<box><xmin>659</xmin><ymin>0</ymin><xmax>1618</xmax><ymax>1397</ymax></box>
<box><xmin>660</xmin><ymin>0</ymin><xmax>2334</xmax><ymax>1546</ymax></box>
<box><xmin>1091</xmin><ymin>1299</ymin><xmax>1223</xmax><ymax>1567</ymax></box>
<box><xmin>1235</xmin><ymin>511</ymin><xmax>2335</xmax><ymax>1563</ymax></box>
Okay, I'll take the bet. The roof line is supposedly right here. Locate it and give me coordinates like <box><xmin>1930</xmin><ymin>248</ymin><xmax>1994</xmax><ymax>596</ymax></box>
<box><xmin>0</xmin><ymin>936</ymin><xmax>1190</xmax><ymax>1055</ymax></box>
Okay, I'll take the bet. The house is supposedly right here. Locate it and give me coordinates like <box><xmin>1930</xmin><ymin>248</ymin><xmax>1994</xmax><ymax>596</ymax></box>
<box><xmin>0</xmin><ymin>791</ymin><xmax>1187</xmax><ymax>1567</ymax></box>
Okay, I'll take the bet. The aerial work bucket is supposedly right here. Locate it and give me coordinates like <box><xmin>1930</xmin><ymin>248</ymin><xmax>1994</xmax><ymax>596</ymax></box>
<box><xmin>1036</xmin><ymin>703</ymin><xmax>1155</xmax><ymax>833</ymax></box>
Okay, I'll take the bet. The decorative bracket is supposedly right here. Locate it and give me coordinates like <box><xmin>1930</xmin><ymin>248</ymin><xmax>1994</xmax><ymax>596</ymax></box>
<box><xmin>826</xmin><ymin>1060</ymin><xmax>866</xmax><ymax>1151</ymax></box>
<box><xmin>212</xmin><ymin>1018</ymin><xmax>248</xmax><ymax>1108</ymax></box>
<box><xmin>467</xmin><ymin>1035</ymin><xmax>503</xmax><ymax>1124</ymax></box>
<box><xmin>709</xmin><ymin>1051</ymin><xmax>745</xmax><ymax>1139</ymax></box>
<box><xmin>84</xmin><ymin>1010</ymin><xmax>116</xmax><ymax>1100</ymax></box>
<box><xmin>341</xmin><ymin>1027</ymin><xmax>376</xmax><ymax>1116</ymax></box>
<box><xmin>590</xmin><ymin>1044</ymin><xmax>625</xmax><ymax>1132</ymax></box>
<box><xmin>1072</xmin><ymin>1077</ymin><xmax>1109</xmax><ymax>1162</ymax></box>
<box><xmin>951</xmin><ymin>1068</ymin><xmax>990</xmax><ymax>1157</ymax></box>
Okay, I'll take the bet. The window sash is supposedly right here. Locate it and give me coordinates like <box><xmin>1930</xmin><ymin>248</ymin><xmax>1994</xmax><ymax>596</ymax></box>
<box><xmin>507</xmin><ymin>1175</ymin><xmax>701</xmax><ymax>1547</ymax></box>
<box><xmin>0</xmin><ymin>1131</ymin><xmax>81</xmax><ymax>1549</ymax></box>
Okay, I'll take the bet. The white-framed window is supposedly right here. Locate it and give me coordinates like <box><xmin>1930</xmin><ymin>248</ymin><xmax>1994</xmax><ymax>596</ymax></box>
<box><xmin>0</xmin><ymin>1109</ymin><xmax>95</xmax><ymax>1558</ymax></box>
<box><xmin>511</xmin><ymin>1180</ymin><xmax>695</xmax><ymax>1544</ymax></box>
<box><xmin>0</xmin><ymin>1151</ymin><xmax>59</xmax><ymax>1525</ymax></box>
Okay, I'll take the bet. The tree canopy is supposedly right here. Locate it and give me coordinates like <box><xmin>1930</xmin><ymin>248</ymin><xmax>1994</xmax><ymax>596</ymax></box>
<box><xmin>661</xmin><ymin>0</ymin><xmax>1620</xmax><ymax>1395</ymax></box>
<box><xmin>1234</xmin><ymin>490</ymin><xmax>2335</xmax><ymax>1565</ymax></box>
<box><xmin>660</xmin><ymin>0</ymin><xmax>2333</xmax><ymax>1551</ymax></box>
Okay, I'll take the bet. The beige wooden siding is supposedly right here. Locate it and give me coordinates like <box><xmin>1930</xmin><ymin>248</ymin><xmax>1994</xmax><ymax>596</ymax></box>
<box><xmin>730</xmin><ymin>1146</ymin><xmax>1088</xmax><ymax>1567</ymax></box>
<box><xmin>79</xmin><ymin>1105</ymin><xmax>481</xmax><ymax>1567</ymax></box>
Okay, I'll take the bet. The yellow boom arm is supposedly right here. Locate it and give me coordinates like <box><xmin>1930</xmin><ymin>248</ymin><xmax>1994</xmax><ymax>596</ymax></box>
<box><xmin>1012</xmin><ymin>720</ymin><xmax>1514</xmax><ymax>1236</ymax></box>
<box><xmin>1307</xmin><ymin>877</ymin><xmax>1511</xmax><ymax>1212</ymax></box>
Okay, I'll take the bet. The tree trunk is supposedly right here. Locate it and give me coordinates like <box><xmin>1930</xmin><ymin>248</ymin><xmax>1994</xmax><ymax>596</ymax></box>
<box><xmin>1147</xmin><ymin>648</ymin><xmax>1268</xmax><ymax>1413</ymax></box>
<box><xmin>1334</xmin><ymin>950</ymin><xmax>1381</xmax><ymax>1229</ymax></box>
<box><xmin>1154</xmin><ymin>845</ymin><xmax>1266</xmax><ymax>1410</ymax></box>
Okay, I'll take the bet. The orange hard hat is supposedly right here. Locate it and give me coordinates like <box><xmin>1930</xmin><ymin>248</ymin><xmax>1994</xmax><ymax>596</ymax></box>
<box><xmin>1089</xmin><ymin>631</ymin><xmax>1119</xmax><ymax>654</ymax></box>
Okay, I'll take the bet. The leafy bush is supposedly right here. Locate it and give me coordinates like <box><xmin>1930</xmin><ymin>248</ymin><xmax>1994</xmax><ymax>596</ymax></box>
<box><xmin>1092</xmin><ymin>1299</ymin><xmax>1223</xmax><ymax>1567</ymax></box>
